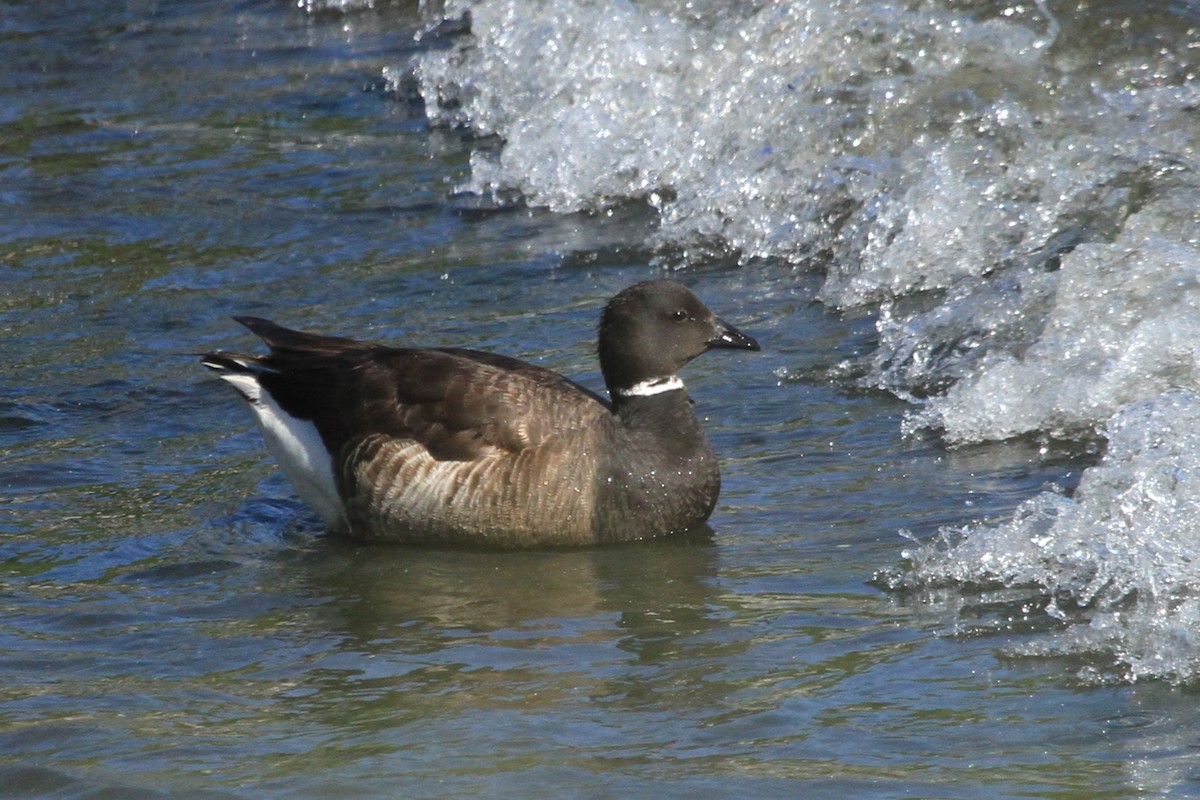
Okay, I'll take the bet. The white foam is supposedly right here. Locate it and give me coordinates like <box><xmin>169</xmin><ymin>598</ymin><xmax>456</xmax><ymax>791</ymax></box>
<box><xmin>905</xmin><ymin>203</ymin><xmax>1200</xmax><ymax>443</ymax></box>
<box><xmin>409</xmin><ymin>0</ymin><xmax>1200</xmax><ymax>679</ymax></box>
<box><xmin>412</xmin><ymin>0</ymin><xmax>1200</xmax><ymax>437</ymax></box>
<box><xmin>891</xmin><ymin>390</ymin><xmax>1200</xmax><ymax>684</ymax></box>
<box><xmin>414</xmin><ymin>0</ymin><xmax>1054</xmax><ymax>263</ymax></box>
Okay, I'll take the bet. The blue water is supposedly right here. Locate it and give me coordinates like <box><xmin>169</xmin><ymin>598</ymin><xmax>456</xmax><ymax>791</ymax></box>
<box><xmin>5</xmin><ymin>1</ymin><xmax>1200</xmax><ymax>797</ymax></box>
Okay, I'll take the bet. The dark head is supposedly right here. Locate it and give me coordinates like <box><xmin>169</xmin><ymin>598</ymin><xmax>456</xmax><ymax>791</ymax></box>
<box><xmin>597</xmin><ymin>279</ymin><xmax>760</xmax><ymax>398</ymax></box>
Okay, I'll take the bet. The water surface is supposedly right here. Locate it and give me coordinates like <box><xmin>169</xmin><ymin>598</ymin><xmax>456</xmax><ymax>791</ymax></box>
<box><xmin>4</xmin><ymin>1</ymin><xmax>1200</xmax><ymax>798</ymax></box>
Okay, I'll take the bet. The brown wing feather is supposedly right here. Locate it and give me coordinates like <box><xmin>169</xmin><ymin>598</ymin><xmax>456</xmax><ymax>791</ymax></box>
<box><xmin>356</xmin><ymin>347</ymin><xmax>609</xmax><ymax>460</ymax></box>
<box><xmin>229</xmin><ymin>317</ymin><xmax>610</xmax><ymax>463</ymax></box>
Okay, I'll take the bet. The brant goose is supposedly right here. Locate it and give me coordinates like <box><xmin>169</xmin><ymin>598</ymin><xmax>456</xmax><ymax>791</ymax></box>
<box><xmin>201</xmin><ymin>279</ymin><xmax>759</xmax><ymax>547</ymax></box>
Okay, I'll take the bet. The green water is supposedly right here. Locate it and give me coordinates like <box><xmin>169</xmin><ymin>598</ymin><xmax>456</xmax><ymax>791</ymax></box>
<box><xmin>2</xmin><ymin>2</ymin><xmax>1198</xmax><ymax>798</ymax></box>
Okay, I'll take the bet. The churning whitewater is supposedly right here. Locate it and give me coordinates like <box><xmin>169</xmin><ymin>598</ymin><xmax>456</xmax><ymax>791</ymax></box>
<box><xmin>408</xmin><ymin>0</ymin><xmax>1200</xmax><ymax>682</ymax></box>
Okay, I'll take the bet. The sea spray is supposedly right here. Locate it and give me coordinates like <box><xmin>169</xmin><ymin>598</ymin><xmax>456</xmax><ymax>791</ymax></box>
<box><xmin>885</xmin><ymin>390</ymin><xmax>1200</xmax><ymax>683</ymax></box>
<box><xmin>409</xmin><ymin>0</ymin><xmax>1200</xmax><ymax>681</ymax></box>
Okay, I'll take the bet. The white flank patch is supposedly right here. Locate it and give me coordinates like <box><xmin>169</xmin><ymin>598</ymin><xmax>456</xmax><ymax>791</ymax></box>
<box><xmin>216</xmin><ymin>372</ymin><xmax>345</xmax><ymax>530</ymax></box>
<box><xmin>615</xmin><ymin>374</ymin><xmax>685</xmax><ymax>399</ymax></box>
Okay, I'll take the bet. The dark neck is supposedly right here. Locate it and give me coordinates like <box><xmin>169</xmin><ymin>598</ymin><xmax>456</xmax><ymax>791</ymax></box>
<box><xmin>612</xmin><ymin>387</ymin><xmax>698</xmax><ymax>429</ymax></box>
<box><xmin>593</xmin><ymin>386</ymin><xmax>719</xmax><ymax>542</ymax></box>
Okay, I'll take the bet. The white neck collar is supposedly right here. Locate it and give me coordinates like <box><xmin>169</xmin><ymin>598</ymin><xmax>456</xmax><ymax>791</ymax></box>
<box><xmin>613</xmin><ymin>375</ymin><xmax>685</xmax><ymax>399</ymax></box>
